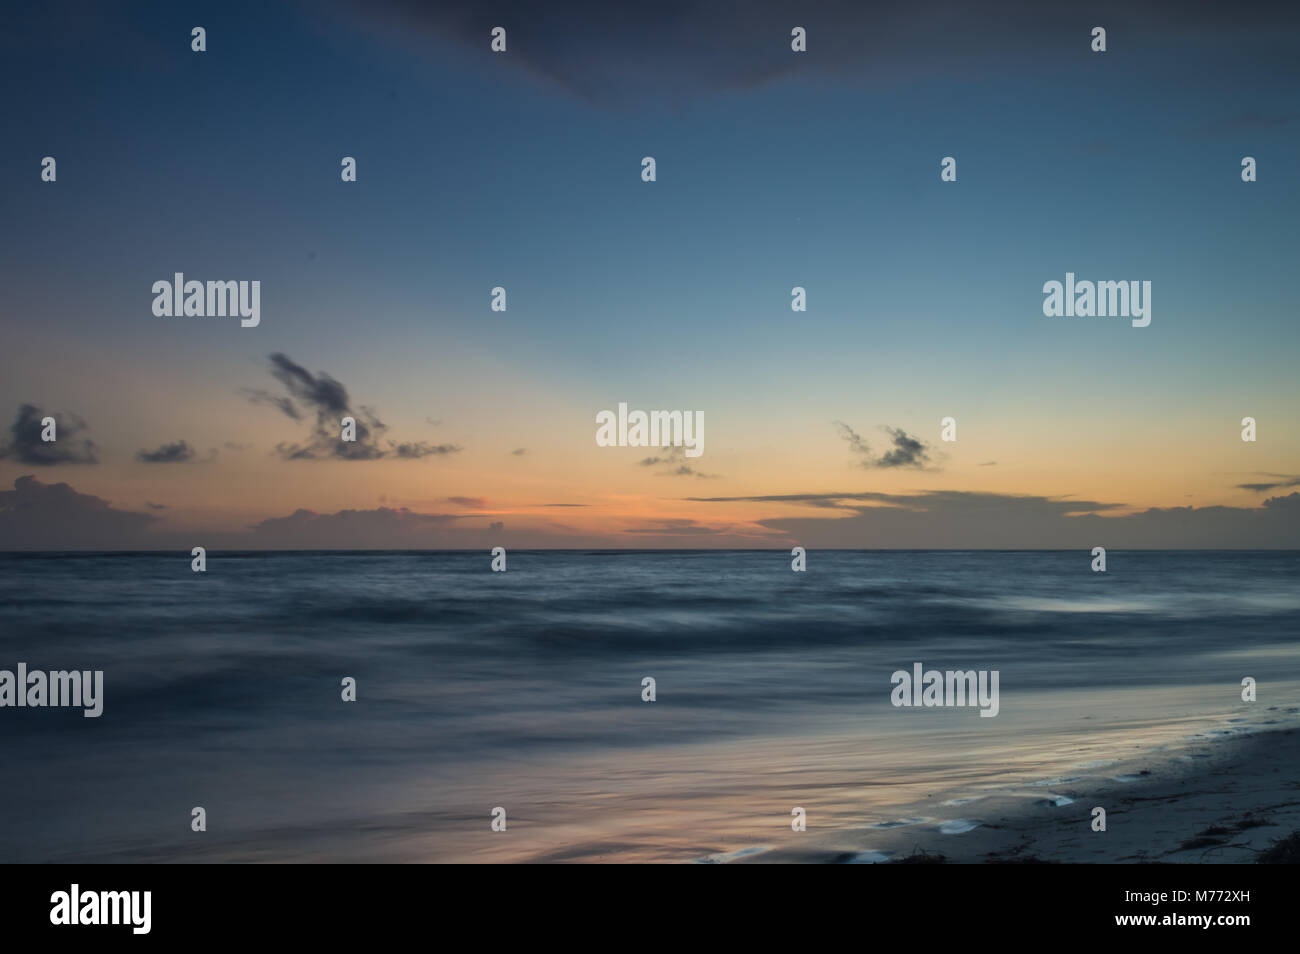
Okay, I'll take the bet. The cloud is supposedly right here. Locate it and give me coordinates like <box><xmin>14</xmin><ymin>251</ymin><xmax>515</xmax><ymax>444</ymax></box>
<box><xmin>263</xmin><ymin>353</ymin><xmax>387</xmax><ymax>460</ymax></box>
<box><xmin>269</xmin><ymin>352</ymin><xmax>350</xmax><ymax>416</ymax></box>
<box><xmin>135</xmin><ymin>440</ymin><xmax>198</xmax><ymax>464</ymax></box>
<box><xmin>638</xmin><ymin>445</ymin><xmax>716</xmax><ymax>478</ymax></box>
<box><xmin>835</xmin><ymin>422</ymin><xmax>932</xmax><ymax>469</ymax></box>
<box><xmin>0</xmin><ymin>404</ymin><xmax>98</xmax><ymax>466</ymax></box>
<box><xmin>240</xmin><ymin>388</ymin><xmax>300</xmax><ymax>421</ymax></box>
<box><xmin>689</xmin><ymin>489</ymin><xmax>1121</xmax><ymax>512</ymax></box>
<box><xmin>393</xmin><ymin>441</ymin><xmax>461</xmax><ymax>459</ymax></box>
<box><xmin>246</xmin><ymin>353</ymin><xmax>458</xmax><ymax>461</ymax></box>
<box><xmin>511</xmin><ymin>448</ymin><xmax>527</xmax><ymax>456</ymax></box>
<box><xmin>0</xmin><ymin>478</ymin><xmax>724</xmax><ymax>549</ymax></box>
<box><xmin>446</xmin><ymin>496</ymin><xmax>487</xmax><ymax>507</ymax></box>
<box><xmin>145</xmin><ymin>502</ymin><xmax>167</xmax><ymax>510</ymax></box>
<box><xmin>1237</xmin><ymin>474</ymin><xmax>1300</xmax><ymax>493</ymax></box>
<box><xmin>344</xmin><ymin>1</ymin><xmax>1292</xmax><ymax>108</ymax></box>
<box><xmin>543</xmin><ymin>503</ymin><xmax>587</xmax><ymax>507</ymax></box>
<box><xmin>1263</xmin><ymin>492</ymin><xmax>1300</xmax><ymax>513</ymax></box>
<box><xmin>622</xmin><ymin>518</ymin><xmax>727</xmax><ymax>536</ymax></box>
<box><xmin>686</xmin><ymin>488</ymin><xmax>1300</xmax><ymax>549</ymax></box>
<box><xmin>247</xmin><ymin>506</ymin><xmax>464</xmax><ymax>547</ymax></box>
<box><xmin>7</xmin><ymin>474</ymin><xmax>1296</xmax><ymax>551</ymax></box>
<box><xmin>833</xmin><ymin>420</ymin><xmax>871</xmax><ymax>458</ymax></box>
<box><xmin>0</xmin><ymin>476</ymin><xmax>157</xmax><ymax>549</ymax></box>
<box><xmin>876</xmin><ymin>427</ymin><xmax>931</xmax><ymax>469</ymax></box>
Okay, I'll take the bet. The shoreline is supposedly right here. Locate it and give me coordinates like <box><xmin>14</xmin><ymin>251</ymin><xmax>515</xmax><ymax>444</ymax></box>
<box><xmin>741</xmin><ymin>725</ymin><xmax>1300</xmax><ymax>864</ymax></box>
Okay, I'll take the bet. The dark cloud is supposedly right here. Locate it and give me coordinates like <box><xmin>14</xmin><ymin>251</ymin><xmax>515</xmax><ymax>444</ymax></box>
<box><xmin>6</xmin><ymin>474</ymin><xmax>1297</xmax><ymax>551</ymax></box>
<box><xmin>446</xmin><ymin>496</ymin><xmax>487</xmax><ymax>507</ymax></box>
<box><xmin>267</xmin><ymin>352</ymin><xmax>388</xmax><ymax>460</ymax></box>
<box><xmin>246</xmin><ymin>354</ymin><xmax>457</xmax><ymax>462</ymax></box>
<box><xmin>0</xmin><ymin>476</ymin><xmax>157</xmax><ymax>549</ymax></box>
<box><xmin>145</xmin><ymin>502</ymin><xmax>167</xmax><ymax>510</ymax></box>
<box><xmin>638</xmin><ymin>445</ymin><xmax>716</xmax><ymax>478</ymax></box>
<box><xmin>876</xmin><ymin>427</ymin><xmax>930</xmax><ymax>469</ymax></box>
<box><xmin>247</xmin><ymin>506</ymin><xmax>464</xmax><ymax>547</ymax></box>
<box><xmin>835</xmin><ymin>422</ymin><xmax>932</xmax><ymax>469</ymax></box>
<box><xmin>343</xmin><ymin>1</ymin><xmax>1295</xmax><ymax>107</ymax></box>
<box><xmin>1237</xmin><ymin>474</ymin><xmax>1300</xmax><ymax>493</ymax></box>
<box><xmin>686</xmin><ymin>489</ymin><xmax>1300</xmax><ymax>549</ymax></box>
<box><xmin>689</xmin><ymin>489</ymin><xmax>1121</xmax><ymax>512</ymax></box>
<box><xmin>1263</xmin><ymin>492</ymin><xmax>1300</xmax><ymax>513</ymax></box>
<box><xmin>269</xmin><ymin>352</ymin><xmax>350</xmax><ymax>416</ymax></box>
<box><xmin>511</xmin><ymin>448</ymin><xmax>527</xmax><ymax>456</ymax></box>
<box><xmin>135</xmin><ymin>440</ymin><xmax>197</xmax><ymax>464</ymax></box>
<box><xmin>238</xmin><ymin>500</ymin><xmax>532</xmax><ymax>549</ymax></box>
<box><xmin>393</xmin><ymin>441</ymin><xmax>461</xmax><ymax>459</ymax></box>
<box><xmin>0</xmin><ymin>404</ymin><xmax>98</xmax><ymax>466</ymax></box>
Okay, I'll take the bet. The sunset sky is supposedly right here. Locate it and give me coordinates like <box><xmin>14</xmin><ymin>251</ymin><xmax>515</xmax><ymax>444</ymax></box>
<box><xmin>2</xmin><ymin>0</ymin><xmax>1298</xmax><ymax>548</ymax></box>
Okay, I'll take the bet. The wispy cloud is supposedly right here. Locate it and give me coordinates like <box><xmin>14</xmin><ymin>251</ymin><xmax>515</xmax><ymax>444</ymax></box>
<box><xmin>1237</xmin><ymin>473</ymin><xmax>1300</xmax><ymax>493</ymax></box>
<box><xmin>622</xmin><ymin>518</ymin><xmax>728</xmax><ymax>536</ymax></box>
<box><xmin>135</xmin><ymin>440</ymin><xmax>199</xmax><ymax>464</ymax></box>
<box><xmin>241</xmin><ymin>388</ymin><xmax>300</xmax><ymax>421</ymax></box>
<box><xmin>833</xmin><ymin>420</ymin><xmax>871</xmax><ymax>459</ymax></box>
<box><xmin>245</xmin><ymin>353</ymin><xmax>460</xmax><ymax>462</ymax></box>
<box><xmin>393</xmin><ymin>441</ymin><xmax>461</xmax><ymax>459</ymax></box>
<box><xmin>638</xmin><ymin>445</ymin><xmax>716</xmax><ymax>478</ymax></box>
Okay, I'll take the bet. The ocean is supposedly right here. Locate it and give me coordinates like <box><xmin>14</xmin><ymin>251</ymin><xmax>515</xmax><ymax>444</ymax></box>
<box><xmin>2</xmin><ymin>550</ymin><xmax>1298</xmax><ymax>862</ymax></box>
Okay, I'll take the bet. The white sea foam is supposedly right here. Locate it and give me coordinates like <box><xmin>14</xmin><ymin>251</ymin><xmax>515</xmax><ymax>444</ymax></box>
<box><xmin>867</xmin><ymin>817</ymin><xmax>927</xmax><ymax>830</ymax></box>
<box><xmin>1038</xmin><ymin>795</ymin><xmax>1074</xmax><ymax>807</ymax></box>
<box><xmin>695</xmin><ymin>845</ymin><xmax>771</xmax><ymax>864</ymax></box>
<box><xmin>845</xmin><ymin>850</ymin><xmax>892</xmax><ymax>864</ymax></box>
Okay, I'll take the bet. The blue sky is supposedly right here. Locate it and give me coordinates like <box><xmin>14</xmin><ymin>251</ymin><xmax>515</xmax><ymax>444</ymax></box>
<box><xmin>2</xmin><ymin>1</ymin><xmax>1298</xmax><ymax>548</ymax></box>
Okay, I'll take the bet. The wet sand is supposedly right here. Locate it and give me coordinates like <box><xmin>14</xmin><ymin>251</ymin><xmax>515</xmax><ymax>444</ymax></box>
<box><xmin>743</xmin><ymin>725</ymin><xmax>1300</xmax><ymax>864</ymax></box>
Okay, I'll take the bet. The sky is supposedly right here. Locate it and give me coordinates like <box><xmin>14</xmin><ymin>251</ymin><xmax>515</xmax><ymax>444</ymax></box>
<box><xmin>1</xmin><ymin>0</ymin><xmax>1298</xmax><ymax>549</ymax></box>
